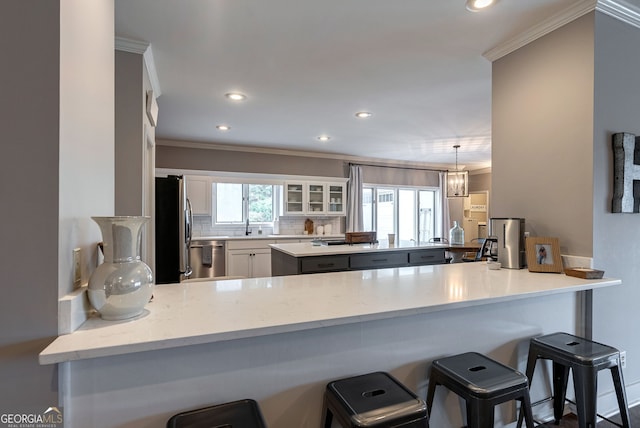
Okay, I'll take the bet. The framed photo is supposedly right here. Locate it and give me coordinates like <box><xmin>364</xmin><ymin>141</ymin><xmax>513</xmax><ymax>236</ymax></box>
<box><xmin>526</xmin><ymin>237</ymin><xmax>563</xmax><ymax>273</ymax></box>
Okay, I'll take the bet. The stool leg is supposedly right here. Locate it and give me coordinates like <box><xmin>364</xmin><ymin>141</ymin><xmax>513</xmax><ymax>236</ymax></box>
<box><xmin>516</xmin><ymin>352</ymin><xmax>538</xmax><ymax>428</ymax></box>
<box><xmin>572</xmin><ymin>366</ymin><xmax>598</xmax><ymax>428</ymax></box>
<box><xmin>466</xmin><ymin>398</ymin><xmax>494</xmax><ymax>428</ymax></box>
<box><xmin>552</xmin><ymin>362</ymin><xmax>570</xmax><ymax>423</ymax></box>
<box><xmin>320</xmin><ymin>395</ymin><xmax>333</xmax><ymax>428</ymax></box>
<box><xmin>611</xmin><ymin>365</ymin><xmax>631</xmax><ymax>428</ymax></box>
<box><xmin>520</xmin><ymin>391</ymin><xmax>535</xmax><ymax>428</ymax></box>
<box><xmin>425</xmin><ymin>378</ymin><xmax>438</xmax><ymax>418</ymax></box>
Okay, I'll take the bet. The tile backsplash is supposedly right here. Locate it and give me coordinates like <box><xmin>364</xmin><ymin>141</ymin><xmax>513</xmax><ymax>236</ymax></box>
<box><xmin>192</xmin><ymin>215</ymin><xmax>344</xmax><ymax>238</ymax></box>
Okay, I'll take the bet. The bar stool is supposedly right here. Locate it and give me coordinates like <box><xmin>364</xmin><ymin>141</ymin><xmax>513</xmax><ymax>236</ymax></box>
<box><xmin>321</xmin><ymin>371</ymin><xmax>429</xmax><ymax>427</ymax></box>
<box><xmin>426</xmin><ymin>352</ymin><xmax>535</xmax><ymax>428</ymax></box>
<box><xmin>167</xmin><ymin>399</ymin><xmax>267</xmax><ymax>428</ymax></box>
<box><xmin>516</xmin><ymin>332</ymin><xmax>630</xmax><ymax>428</ymax></box>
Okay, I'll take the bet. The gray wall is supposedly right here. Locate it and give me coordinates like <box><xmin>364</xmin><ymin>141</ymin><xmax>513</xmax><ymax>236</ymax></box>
<box><xmin>157</xmin><ymin>142</ymin><xmax>454</xmax><ymax>189</ymax></box>
<box><xmin>1</xmin><ymin>0</ymin><xmax>60</xmax><ymax>410</ymax></box>
<box><xmin>592</xmin><ymin>11</ymin><xmax>640</xmax><ymax>397</ymax></box>
<box><xmin>493</xmin><ymin>10</ymin><xmax>640</xmax><ymax>409</ymax></box>
<box><xmin>0</xmin><ymin>0</ymin><xmax>114</xmax><ymax>413</ymax></box>
<box><xmin>492</xmin><ymin>13</ymin><xmax>595</xmax><ymax>257</ymax></box>
<box><xmin>157</xmin><ymin>143</ymin><xmax>348</xmax><ymax>178</ymax></box>
<box><xmin>115</xmin><ymin>51</ymin><xmax>144</xmax><ymax>216</ymax></box>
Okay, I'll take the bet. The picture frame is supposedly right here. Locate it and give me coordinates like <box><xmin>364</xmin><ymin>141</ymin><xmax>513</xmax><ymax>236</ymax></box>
<box><xmin>526</xmin><ymin>236</ymin><xmax>563</xmax><ymax>273</ymax></box>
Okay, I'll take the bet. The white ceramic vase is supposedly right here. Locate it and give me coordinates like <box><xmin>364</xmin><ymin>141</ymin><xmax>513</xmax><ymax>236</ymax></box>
<box><xmin>88</xmin><ymin>216</ymin><xmax>154</xmax><ymax>320</ymax></box>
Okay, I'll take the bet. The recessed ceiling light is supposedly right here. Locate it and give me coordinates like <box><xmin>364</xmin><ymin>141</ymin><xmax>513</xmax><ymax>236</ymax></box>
<box><xmin>225</xmin><ymin>92</ymin><xmax>246</xmax><ymax>101</ymax></box>
<box><xmin>317</xmin><ymin>135</ymin><xmax>331</xmax><ymax>142</ymax></box>
<box><xmin>355</xmin><ymin>111</ymin><xmax>373</xmax><ymax>119</ymax></box>
<box><xmin>216</xmin><ymin>125</ymin><xmax>231</xmax><ymax>131</ymax></box>
<box><xmin>466</xmin><ymin>0</ymin><xmax>495</xmax><ymax>12</ymax></box>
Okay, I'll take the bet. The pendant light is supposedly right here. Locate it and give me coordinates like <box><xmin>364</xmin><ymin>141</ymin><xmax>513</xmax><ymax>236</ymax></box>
<box><xmin>446</xmin><ymin>144</ymin><xmax>469</xmax><ymax>197</ymax></box>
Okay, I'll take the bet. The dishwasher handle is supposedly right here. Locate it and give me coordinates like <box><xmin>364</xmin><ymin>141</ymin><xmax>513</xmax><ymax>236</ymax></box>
<box><xmin>190</xmin><ymin>244</ymin><xmax>225</xmax><ymax>249</ymax></box>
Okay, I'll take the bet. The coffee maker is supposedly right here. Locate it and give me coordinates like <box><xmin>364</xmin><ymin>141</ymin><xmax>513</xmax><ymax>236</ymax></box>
<box><xmin>489</xmin><ymin>218</ymin><xmax>526</xmax><ymax>269</ymax></box>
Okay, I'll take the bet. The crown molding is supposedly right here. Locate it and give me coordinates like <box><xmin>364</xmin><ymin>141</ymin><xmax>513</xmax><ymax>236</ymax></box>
<box><xmin>483</xmin><ymin>0</ymin><xmax>597</xmax><ymax>61</ymax></box>
<box><xmin>115</xmin><ymin>37</ymin><xmax>162</xmax><ymax>97</ymax></box>
<box><xmin>596</xmin><ymin>0</ymin><xmax>640</xmax><ymax>29</ymax></box>
<box><xmin>483</xmin><ymin>0</ymin><xmax>640</xmax><ymax>62</ymax></box>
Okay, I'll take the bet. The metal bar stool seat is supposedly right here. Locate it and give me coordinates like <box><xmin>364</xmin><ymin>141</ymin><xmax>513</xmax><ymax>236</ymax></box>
<box><xmin>321</xmin><ymin>371</ymin><xmax>429</xmax><ymax>427</ymax></box>
<box><xmin>167</xmin><ymin>399</ymin><xmax>267</xmax><ymax>428</ymax></box>
<box><xmin>516</xmin><ymin>332</ymin><xmax>630</xmax><ymax>428</ymax></box>
<box><xmin>426</xmin><ymin>352</ymin><xmax>535</xmax><ymax>428</ymax></box>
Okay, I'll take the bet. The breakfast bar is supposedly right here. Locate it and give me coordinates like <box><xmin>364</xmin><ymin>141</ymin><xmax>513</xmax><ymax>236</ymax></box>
<box><xmin>40</xmin><ymin>263</ymin><xmax>620</xmax><ymax>427</ymax></box>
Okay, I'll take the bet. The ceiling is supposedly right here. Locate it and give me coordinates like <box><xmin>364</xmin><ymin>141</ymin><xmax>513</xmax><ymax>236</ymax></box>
<box><xmin>114</xmin><ymin>0</ymin><xmax>637</xmax><ymax>171</ymax></box>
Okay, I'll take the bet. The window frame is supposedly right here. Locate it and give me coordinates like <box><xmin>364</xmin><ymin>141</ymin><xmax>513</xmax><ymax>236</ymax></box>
<box><xmin>362</xmin><ymin>184</ymin><xmax>441</xmax><ymax>244</ymax></box>
<box><xmin>213</xmin><ymin>182</ymin><xmax>282</xmax><ymax>225</ymax></box>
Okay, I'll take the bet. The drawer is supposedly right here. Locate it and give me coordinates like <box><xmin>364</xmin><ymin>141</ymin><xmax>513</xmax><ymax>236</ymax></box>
<box><xmin>349</xmin><ymin>252</ymin><xmax>408</xmax><ymax>269</ymax></box>
<box><xmin>300</xmin><ymin>255</ymin><xmax>349</xmax><ymax>273</ymax></box>
<box><xmin>408</xmin><ymin>249</ymin><xmax>446</xmax><ymax>265</ymax></box>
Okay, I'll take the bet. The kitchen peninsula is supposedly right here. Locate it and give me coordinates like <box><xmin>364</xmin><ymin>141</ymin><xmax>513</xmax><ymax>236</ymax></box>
<box><xmin>40</xmin><ymin>263</ymin><xmax>620</xmax><ymax>427</ymax></box>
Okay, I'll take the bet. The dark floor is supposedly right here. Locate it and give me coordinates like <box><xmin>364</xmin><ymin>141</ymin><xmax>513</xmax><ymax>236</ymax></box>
<box><xmin>535</xmin><ymin>404</ymin><xmax>640</xmax><ymax>427</ymax></box>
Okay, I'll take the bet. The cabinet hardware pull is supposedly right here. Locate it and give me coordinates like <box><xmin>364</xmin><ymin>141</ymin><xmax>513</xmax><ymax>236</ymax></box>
<box><xmin>318</xmin><ymin>263</ymin><xmax>334</xmax><ymax>268</ymax></box>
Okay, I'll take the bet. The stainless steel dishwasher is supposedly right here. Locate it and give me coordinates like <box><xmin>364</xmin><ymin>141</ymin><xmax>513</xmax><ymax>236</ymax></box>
<box><xmin>188</xmin><ymin>240</ymin><xmax>226</xmax><ymax>280</ymax></box>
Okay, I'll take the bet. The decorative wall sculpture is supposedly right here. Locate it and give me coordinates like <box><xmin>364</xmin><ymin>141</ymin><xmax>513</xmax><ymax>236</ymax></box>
<box><xmin>612</xmin><ymin>132</ymin><xmax>640</xmax><ymax>213</ymax></box>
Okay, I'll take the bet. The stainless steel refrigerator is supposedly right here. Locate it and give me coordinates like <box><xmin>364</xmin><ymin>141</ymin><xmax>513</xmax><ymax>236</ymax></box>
<box><xmin>489</xmin><ymin>218</ymin><xmax>526</xmax><ymax>269</ymax></box>
<box><xmin>155</xmin><ymin>175</ymin><xmax>192</xmax><ymax>283</ymax></box>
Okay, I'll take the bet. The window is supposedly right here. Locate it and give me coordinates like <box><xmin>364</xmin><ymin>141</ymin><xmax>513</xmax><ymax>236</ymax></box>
<box><xmin>363</xmin><ymin>185</ymin><xmax>440</xmax><ymax>244</ymax></box>
<box><xmin>215</xmin><ymin>182</ymin><xmax>280</xmax><ymax>224</ymax></box>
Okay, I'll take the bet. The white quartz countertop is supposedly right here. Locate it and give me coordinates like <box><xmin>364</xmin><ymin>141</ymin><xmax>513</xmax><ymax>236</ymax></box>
<box><xmin>40</xmin><ymin>263</ymin><xmax>620</xmax><ymax>365</ymax></box>
<box><xmin>269</xmin><ymin>241</ymin><xmax>449</xmax><ymax>256</ymax></box>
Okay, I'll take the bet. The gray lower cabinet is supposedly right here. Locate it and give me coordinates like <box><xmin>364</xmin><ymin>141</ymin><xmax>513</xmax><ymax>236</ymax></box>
<box><xmin>300</xmin><ymin>256</ymin><xmax>350</xmax><ymax>273</ymax></box>
<box><xmin>350</xmin><ymin>252</ymin><xmax>408</xmax><ymax>269</ymax></box>
<box><xmin>271</xmin><ymin>248</ymin><xmax>446</xmax><ymax>276</ymax></box>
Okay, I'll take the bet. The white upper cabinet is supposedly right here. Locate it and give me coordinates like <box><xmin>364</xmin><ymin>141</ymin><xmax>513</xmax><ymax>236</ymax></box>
<box><xmin>284</xmin><ymin>180</ymin><xmax>346</xmax><ymax>215</ymax></box>
<box><xmin>327</xmin><ymin>183</ymin><xmax>346</xmax><ymax>215</ymax></box>
<box><xmin>185</xmin><ymin>175</ymin><xmax>212</xmax><ymax>216</ymax></box>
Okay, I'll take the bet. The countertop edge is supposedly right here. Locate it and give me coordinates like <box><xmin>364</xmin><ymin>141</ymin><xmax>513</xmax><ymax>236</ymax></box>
<box><xmin>39</xmin><ymin>273</ymin><xmax>620</xmax><ymax>365</ymax></box>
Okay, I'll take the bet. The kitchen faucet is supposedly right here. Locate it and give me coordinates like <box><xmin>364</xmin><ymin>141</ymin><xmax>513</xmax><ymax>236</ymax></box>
<box><xmin>245</xmin><ymin>219</ymin><xmax>251</xmax><ymax>236</ymax></box>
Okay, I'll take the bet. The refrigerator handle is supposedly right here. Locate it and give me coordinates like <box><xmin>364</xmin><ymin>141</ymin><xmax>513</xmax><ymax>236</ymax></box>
<box><xmin>184</xmin><ymin>198</ymin><xmax>193</xmax><ymax>277</ymax></box>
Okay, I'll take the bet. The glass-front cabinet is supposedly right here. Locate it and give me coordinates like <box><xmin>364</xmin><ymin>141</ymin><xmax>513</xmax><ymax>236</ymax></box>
<box><xmin>284</xmin><ymin>180</ymin><xmax>347</xmax><ymax>215</ymax></box>
<box><xmin>284</xmin><ymin>182</ymin><xmax>305</xmax><ymax>214</ymax></box>
<box><xmin>307</xmin><ymin>183</ymin><xmax>326</xmax><ymax>214</ymax></box>
<box><xmin>327</xmin><ymin>183</ymin><xmax>346</xmax><ymax>215</ymax></box>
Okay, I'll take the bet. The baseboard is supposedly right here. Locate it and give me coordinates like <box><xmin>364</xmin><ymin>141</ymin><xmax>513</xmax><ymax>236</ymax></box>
<box><xmin>58</xmin><ymin>285</ymin><xmax>92</xmax><ymax>334</ymax></box>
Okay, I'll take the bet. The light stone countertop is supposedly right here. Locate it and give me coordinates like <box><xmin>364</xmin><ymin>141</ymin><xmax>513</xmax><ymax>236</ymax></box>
<box><xmin>39</xmin><ymin>263</ymin><xmax>620</xmax><ymax>365</ymax></box>
<box><xmin>269</xmin><ymin>241</ymin><xmax>449</xmax><ymax>257</ymax></box>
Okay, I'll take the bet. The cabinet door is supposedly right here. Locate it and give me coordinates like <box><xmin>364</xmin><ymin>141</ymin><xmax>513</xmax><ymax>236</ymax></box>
<box><xmin>307</xmin><ymin>183</ymin><xmax>326</xmax><ymax>214</ymax></box>
<box><xmin>185</xmin><ymin>176</ymin><xmax>211</xmax><ymax>216</ymax></box>
<box><xmin>327</xmin><ymin>183</ymin><xmax>346</xmax><ymax>215</ymax></box>
<box><xmin>284</xmin><ymin>182</ymin><xmax>306</xmax><ymax>215</ymax></box>
<box><xmin>227</xmin><ymin>250</ymin><xmax>251</xmax><ymax>277</ymax></box>
<box><xmin>252</xmin><ymin>249</ymin><xmax>272</xmax><ymax>278</ymax></box>
<box><xmin>227</xmin><ymin>248</ymin><xmax>271</xmax><ymax>278</ymax></box>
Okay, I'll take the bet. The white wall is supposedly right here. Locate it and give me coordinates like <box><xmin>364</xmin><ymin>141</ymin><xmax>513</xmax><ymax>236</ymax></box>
<box><xmin>59</xmin><ymin>0</ymin><xmax>114</xmax><ymax>298</ymax></box>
